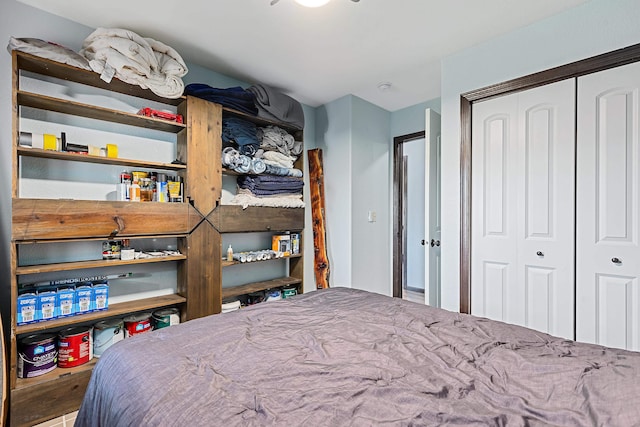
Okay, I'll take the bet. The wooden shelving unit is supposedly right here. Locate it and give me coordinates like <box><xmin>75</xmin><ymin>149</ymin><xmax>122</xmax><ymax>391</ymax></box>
<box><xmin>217</xmin><ymin>106</ymin><xmax>305</xmax><ymax>303</ymax></box>
<box><xmin>8</xmin><ymin>50</ymin><xmax>305</xmax><ymax>426</ymax></box>
<box><xmin>9</xmin><ymin>51</ymin><xmax>217</xmax><ymax>427</ymax></box>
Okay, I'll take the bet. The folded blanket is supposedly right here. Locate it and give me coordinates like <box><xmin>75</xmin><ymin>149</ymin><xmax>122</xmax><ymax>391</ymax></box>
<box><xmin>7</xmin><ymin>37</ymin><xmax>91</xmax><ymax>70</ymax></box>
<box><xmin>185</xmin><ymin>84</ymin><xmax>258</xmax><ymax>115</ymax></box>
<box><xmin>258</xmin><ymin>126</ymin><xmax>302</xmax><ymax>157</ymax></box>
<box><xmin>228</xmin><ymin>188</ymin><xmax>305</xmax><ymax>209</ymax></box>
<box><xmin>248</xmin><ymin>84</ymin><xmax>304</xmax><ymax>130</ymax></box>
<box><xmin>237</xmin><ymin>175</ymin><xmax>303</xmax><ymax>195</ymax></box>
<box><xmin>260</xmin><ymin>151</ymin><xmax>296</xmax><ymax>169</ymax></box>
<box><xmin>80</xmin><ymin>28</ymin><xmax>188</xmax><ymax>99</ymax></box>
<box><xmin>264</xmin><ymin>164</ymin><xmax>303</xmax><ymax>178</ymax></box>
<box><xmin>222</xmin><ymin>118</ymin><xmax>260</xmax><ymax>155</ymax></box>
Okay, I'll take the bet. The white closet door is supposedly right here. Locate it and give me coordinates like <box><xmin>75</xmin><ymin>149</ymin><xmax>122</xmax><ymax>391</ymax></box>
<box><xmin>516</xmin><ymin>81</ymin><xmax>576</xmax><ymax>339</ymax></box>
<box><xmin>472</xmin><ymin>93</ymin><xmax>519</xmax><ymax>323</ymax></box>
<box><xmin>472</xmin><ymin>80</ymin><xmax>576</xmax><ymax>339</ymax></box>
<box><xmin>576</xmin><ymin>61</ymin><xmax>640</xmax><ymax>350</ymax></box>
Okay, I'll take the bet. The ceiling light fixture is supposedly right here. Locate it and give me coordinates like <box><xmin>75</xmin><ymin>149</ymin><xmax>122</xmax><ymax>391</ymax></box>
<box><xmin>377</xmin><ymin>82</ymin><xmax>392</xmax><ymax>91</ymax></box>
<box><xmin>295</xmin><ymin>0</ymin><xmax>331</xmax><ymax>7</ymax></box>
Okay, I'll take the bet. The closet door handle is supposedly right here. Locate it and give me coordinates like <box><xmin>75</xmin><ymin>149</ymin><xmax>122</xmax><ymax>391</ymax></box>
<box><xmin>536</xmin><ymin>251</ymin><xmax>544</xmax><ymax>257</ymax></box>
<box><xmin>612</xmin><ymin>257</ymin><xmax>622</xmax><ymax>264</ymax></box>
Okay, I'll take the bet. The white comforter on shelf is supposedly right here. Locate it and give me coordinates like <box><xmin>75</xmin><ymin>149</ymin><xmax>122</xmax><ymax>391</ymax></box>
<box><xmin>228</xmin><ymin>188</ymin><xmax>305</xmax><ymax>209</ymax></box>
<box><xmin>80</xmin><ymin>28</ymin><xmax>188</xmax><ymax>99</ymax></box>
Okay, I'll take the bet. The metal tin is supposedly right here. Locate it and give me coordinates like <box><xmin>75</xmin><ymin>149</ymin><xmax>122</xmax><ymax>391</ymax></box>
<box><xmin>93</xmin><ymin>318</ymin><xmax>124</xmax><ymax>357</ymax></box>
<box><xmin>282</xmin><ymin>286</ymin><xmax>298</xmax><ymax>299</ymax></box>
<box><xmin>152</xmin><ymin>308</ymin><xmax>180</xmax><ymax>329</ymax></box>
<box><xmin>17</xmin><ymin>334</ymin><xmax>57</xmax><ymax>378</ymax></box>
<box><xmin>58</xmin><ymin>326</ymin><xmax>93</xmax><ymax>368</ymax></box>
<box><xmin>124</xmin><ymin>312</ymin><xmax>153</xmax><ymax>337</ymax></box>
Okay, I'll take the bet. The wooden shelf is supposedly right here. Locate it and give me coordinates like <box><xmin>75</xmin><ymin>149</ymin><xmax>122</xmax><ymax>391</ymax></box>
<box><xmin>18</xmin><ymin>91</ymin><xmax>186</xmax><ymax>133</ymax></box>
<box><xmin>15</xmin><ymin>233</ymin><xmax>188</xmax><ymax>245</ymax></box>
<box><xmin>13</xmin><ymin>198</ymin><xmax>193</xmax><ymax>241</ymax></box>
<box><xmin>210</xmin><ymin>205</ymin><xmax>304</xmax><ymax>233</ymax></box>
<box><xmin>16</xmin><ymin>254</ymin><xmax>187</xmax><ymax>275</ymax></box>
<box><xmin>14</xmin><ymin>359</ymin><xmax>98</xmax><ymax>391</ymax></box>
<box><xmin>16</xmin><ymin>293</ymin><xmax>186</xmax><ymax>335</ymax></box>
<box><xmin>17</xmin><ymin>146</ymin><xmax>186</xmax><ymax>170</ymax></box>
<box><xmin>222</xmin><ymin>253</ymin><xmax>301</xmax><ymax>268</ymax></box>
<box><xmin>222</xmin><ymin>276</ymin><xmax>302</xmax><ymax>299</ymax></box>
<box><xmin>16</xmin><ymin>51</ymin><xmax>185</xmax><ymax>106</ymax></box>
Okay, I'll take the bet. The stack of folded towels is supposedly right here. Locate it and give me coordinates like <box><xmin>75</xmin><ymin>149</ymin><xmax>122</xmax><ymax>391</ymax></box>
<box><xmin>237</xmin><ymin>175</ymin><xmax>303</xmax><ymax>197</ymax></box>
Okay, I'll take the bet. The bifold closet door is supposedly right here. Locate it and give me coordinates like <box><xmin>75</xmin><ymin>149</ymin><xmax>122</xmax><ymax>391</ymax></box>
<box><xmin>576</xmin><ymin>61</ymin><xmax>640</xmax><ymax>351</ymax></box>
<box><xmin>471</xmin><ymin>79</ymin><xmax>576</xmax><ymax>339</ymax></box>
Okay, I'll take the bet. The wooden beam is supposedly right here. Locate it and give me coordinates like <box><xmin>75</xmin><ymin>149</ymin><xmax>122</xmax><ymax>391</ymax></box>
<box><xmin>307</xmin><ymin>149</ymin><xmax>329</xmax><ymax>289</ymax></box>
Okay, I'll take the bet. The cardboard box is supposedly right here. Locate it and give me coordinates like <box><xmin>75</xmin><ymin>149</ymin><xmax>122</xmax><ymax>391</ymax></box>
<box><xmin>38</xmin><ymin>290</ymin><xmax>58</xmax><ymax>322</ymax></box>
<box><xmin>75</xmin><ymin>285</ymin><xmax>94</xmax><ymax>315</ymax></box>
<box><xmin>93</xmin><ymin>282</ymin><xmax>109</xmax><ymax>311</ymax></box>
<box><xmin>272</xmin><ymin>234</ymin><xmax>291</xmax><ymax>255</ymax></box>
<box><xmin>57</xmin><ymin>287</ymin><xmax>75</xmax><ymax>318</ymax></box>
<box><xmin>17</xmin><ymin>292</ymin><xmax>38</xmax><ymax>325</ymax></box>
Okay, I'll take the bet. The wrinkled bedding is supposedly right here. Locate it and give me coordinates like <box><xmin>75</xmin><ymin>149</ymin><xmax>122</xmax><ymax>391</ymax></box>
<box><xmin>75</xmin><ymin>288</ymin><xmax>640</xmax><ymax>426</ymax></box>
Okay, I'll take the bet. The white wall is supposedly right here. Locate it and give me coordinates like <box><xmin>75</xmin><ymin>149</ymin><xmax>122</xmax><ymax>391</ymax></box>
<box><xmin>439</xmin><ymin>0</ymin><xmax>640</xmax><ymax>312</ymax></box>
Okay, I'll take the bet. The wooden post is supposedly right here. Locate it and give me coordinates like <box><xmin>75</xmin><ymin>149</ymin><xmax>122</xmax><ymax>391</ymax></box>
<box><xmin>307</xmin><ymin>149</ymin><xmax>330</xmax><ymax>289</ymax></box>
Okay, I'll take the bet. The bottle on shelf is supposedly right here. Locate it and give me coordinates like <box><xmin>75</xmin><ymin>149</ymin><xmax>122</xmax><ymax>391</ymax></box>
<box><xmin>117</xmin><ymin>170</ymin><xmax>132</xmax><ymax>201</ymax></box>
<box><xmin>227</xmin><ymin>244</ymin><xmax>234</xmax><ymax>262</ymax></box>
<box><xmin>130</xmin><ymin>178</ymin><xmax>140</xmax><ymax>202</ymax></box>
<box><xmin>156</xmin><ymin>173</ymin><xmax>168</xmax><ymax>203</ymax></box>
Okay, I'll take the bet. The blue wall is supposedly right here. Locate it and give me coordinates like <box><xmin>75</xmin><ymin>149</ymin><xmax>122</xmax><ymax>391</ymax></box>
<box><xmin>391</xmin><ymin>99</ymin><xmax>440</xmax><ymax>138</ymax></box>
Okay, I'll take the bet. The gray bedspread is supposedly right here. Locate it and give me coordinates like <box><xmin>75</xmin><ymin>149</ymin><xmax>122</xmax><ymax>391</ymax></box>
<box><xmin>75</xmin><ymin>288</ymin><xmax>640</xmax><ymax>426</ymax></box>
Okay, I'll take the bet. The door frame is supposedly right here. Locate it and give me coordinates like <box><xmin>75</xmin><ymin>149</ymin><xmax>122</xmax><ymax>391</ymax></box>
<box><xmin>393</xmin><ymin>131</ymin><xmax>425</xmax><ymax>298</ymax></box>
<box><xmin>459</xmin><ymin>42</ymin><xmax>640</xmax><ymax>314</ymax></box>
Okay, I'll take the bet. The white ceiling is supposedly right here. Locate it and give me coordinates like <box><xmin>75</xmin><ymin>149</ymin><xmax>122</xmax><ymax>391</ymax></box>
<box><xmin>19</xmin><ymin>0</ymin><xmax>587</xmax><ymax>111</ymax></box>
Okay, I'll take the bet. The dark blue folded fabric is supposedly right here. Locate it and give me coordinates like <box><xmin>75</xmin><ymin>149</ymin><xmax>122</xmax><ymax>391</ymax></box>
<box><xmin>185</xmin><ymin>83</ymin><xmax>258</xmax><ymax>115</ymax></box>
<box><xmin>250</xmin><ymin>188</ymin><xmax>302</xmax><ymax>196</ymax></box>
<box><xmin>222</xmin><ymin>118</ymin><xmax>260</xmax><ymax>153</ymax></box>
<box><xmin>237</xmin><ymin>175</ymin><xmax>303</xmax><ymax>195</ymax></box>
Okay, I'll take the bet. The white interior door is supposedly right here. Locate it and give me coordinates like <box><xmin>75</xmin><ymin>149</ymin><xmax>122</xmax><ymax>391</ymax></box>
<box><xmin>576</xmin><ymin>61</ymin><xmax>640</xmax><ymax>351</ymax></box>
<box><xmin>425</xmin><ymin>109</ymin><xmax>441</xmax><ymax>306</ymax></box>
<box><xmin>472</xmin><ymin>80</ymin><xmax>576</xmax><ymax>339</ymax></box>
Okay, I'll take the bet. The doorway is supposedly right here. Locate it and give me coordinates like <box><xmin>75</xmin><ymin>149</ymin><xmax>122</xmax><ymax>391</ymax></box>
<box><xmin>392</xmin><ymin>109</ymin><xmax>441</xmax><ymax>305</ymax></box>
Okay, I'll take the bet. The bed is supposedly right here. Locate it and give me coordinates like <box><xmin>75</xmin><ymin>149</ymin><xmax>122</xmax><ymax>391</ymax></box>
<box><xmin>76</xmin><ymin>287</ymin><xmax>640</xmax><ymax>426</ymax></box>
